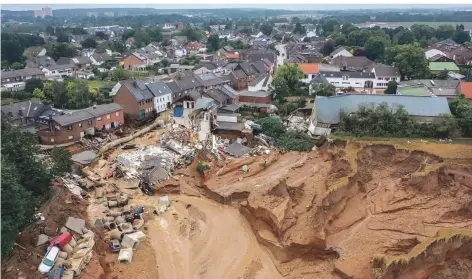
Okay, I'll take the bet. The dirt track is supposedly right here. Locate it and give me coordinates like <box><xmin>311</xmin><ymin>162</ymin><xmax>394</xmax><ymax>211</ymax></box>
<box><xmin>138</xmin><ymin>195</ymin><xmax>282</xmax><ymax>279</ymax></box>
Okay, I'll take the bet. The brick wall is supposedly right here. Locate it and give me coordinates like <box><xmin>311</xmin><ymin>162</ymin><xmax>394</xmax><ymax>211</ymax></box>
<box><xmin>123</xmin><ymin>55</ymin><xmax>146</xmax><ymax>70</ymax></box>
<box><xmin>238</xmin><ymin>95</ymin><xmax>272</xmax><ymax>104</ymax></box>
<box><xmin>37</xmin><ymin>119</ymin><xmax>95</xmax><ymax>145</ymax></box>
<box><xmin>93</xmin><ymin>109</ymin><xmax>125</xmax><ymax>130</ymax></box>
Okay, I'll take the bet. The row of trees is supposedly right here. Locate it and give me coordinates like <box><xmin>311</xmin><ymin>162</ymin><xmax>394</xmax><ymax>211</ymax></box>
<box><xmin>1</xmin><ymin>33</ymin><xmax>45</xmax><ymax>65</ymax></box>
<box><xmin>257</xmin><ymin>117</ymin><xmax>316</xmax><ymax>151</ymax></box>
<box><xmin>338</xmin><ymin>101</ymin><xmax>470</xmax><ymax>139</ymax></box>
<box><xmin>2</xmin><ymin>121</ymin><xmax>72</xmax><ymax>256</ymax></box>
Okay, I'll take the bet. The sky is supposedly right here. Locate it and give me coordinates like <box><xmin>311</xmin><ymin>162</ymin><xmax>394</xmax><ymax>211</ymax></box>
<box><xmin>3</xmin><ymin>4</ymin><xmax>472</xmax><ymax>11</ymax></box>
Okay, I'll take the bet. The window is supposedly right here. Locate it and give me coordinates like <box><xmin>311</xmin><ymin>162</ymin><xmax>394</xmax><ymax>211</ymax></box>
<box><xmin>116</xmin><ymin>112</ymin><xmax>119</xmax><ymax>116</ymax></box>
<box><xmin>342</xmin><ymin>76</ymin><xmax>349</xmax><ymax>80</ymax></box>
<box><xmin>66</xmin><ymin>125</ymin><xmax>72</xmax><ymax>130</ymax></box>
<box><xmin>377</xmin><ymin>77</ymin><xmax>382</xmax><ymax>80</ymax></box>
<box><xmin>97</xmin><ymin>117</ymin><xmax>102</xmax><ymax>121</ymax></box>
<box><xmin>342</xmin><ymin>82</ymin><xmax>350</xmax><ymax>84</ymax></box>
<box><xmin>51</xmin><ymin>138</ymin><xmax>55</xmax><ymax>142</ymax></box>
<box><xmin>304</xmin><ymin>74</ymin><xmax>308</xmax><ymax>79</ymax></box>
<box><xmin>106</xmin><ymin>114</ymin><xmax>110</xmax><ymax>119</ymax></box>
<box><xmin>78</xmin><ymin>123</ymin><xmax>82</xmax><ymax>127</ymax></box>
<box><xmin>68</xmin><ymin>136</ymin><xmax>73</xmax><ymax>140</ymax></box>
<box><xmin>88</xmin><ymin>120</ymin><xmax>93</xmax><ymax>125</ymax></box>
<box><xmin>384</xmin><ymin>77</ymin><xmax>389</xmax><ymax>80</ymax></box>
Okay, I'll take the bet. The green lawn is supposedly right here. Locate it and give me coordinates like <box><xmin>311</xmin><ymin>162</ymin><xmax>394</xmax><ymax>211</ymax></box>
<box><xmin>84</xmin><ymin>79</ymin><xmax>115</xmax><ymax>89</ymax></box>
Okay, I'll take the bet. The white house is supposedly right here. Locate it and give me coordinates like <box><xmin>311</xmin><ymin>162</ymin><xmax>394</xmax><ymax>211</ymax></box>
<box><xmin>306</xmin><ymin>31</ymin><xmax>317</xmax><ymax>38</ymax></box>
<box><xmin>371</xmin><ymin>64</ymin><xmax>401</xmax><ymax>90</ymax></box>
<box><xmin>146</xmin><ymin>81</ymin><xmax>173</xmax><ymax>114</ymax></box>
<box><xmin>248</xmin><ymin>74</ymin><xmax>272</xmax><ymax>92</ymax></box>
<box><xmin>76</xmin><ymin>71</ymin><xmax>95</xmax><ymax>80</ymax></box>
<box><xmin>42</xmin><ymin>64</ymin><xmax>76</xmax><ymax>80</ymax></box>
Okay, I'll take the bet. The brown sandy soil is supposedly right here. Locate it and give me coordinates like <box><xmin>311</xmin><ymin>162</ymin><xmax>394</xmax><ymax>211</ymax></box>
<box><xmin>165</xmin><ymin>143</ymin><xmax>472</xmax><ymax>279</ymax></box>
<box><xmin>132</xmin><ymin>195</ymin><xmax>282</xmax><ymax>279</ymax></box>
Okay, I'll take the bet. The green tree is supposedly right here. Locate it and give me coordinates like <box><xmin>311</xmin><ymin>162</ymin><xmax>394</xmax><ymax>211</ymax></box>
<box><xmin>411</xmin><ymin>24</ymin><xmax>436</xmax><ymax>41</ymax></box>
<box><xmin>331</xmin><ymin>32</ymin><xmax>347</xmax><ymax>46</ymax></box>
<box><xmin>1</xmin><ymin>39</ymin><xmax>24</xmax><ymax>64</ymax></box>
<box><xmin>81</xmin><ymin>38</ymin><xmax>98</xmax><ymax>48</ymax></box>
<box><xmin>260</xmin><ymin>23</ymin><xmax>273</xmax><ymax>36</ymax></box>
<box><xmin>47</xmin><ymin>43</ymin><xmax>78</xmax><ymax>60</ymax></box>
<box><xmin>293</xmin><ymin>22</ymin><xmax>305</xmax><ymax>34</ymax></box>
<box><xmin>207</xmin><ymin>34</ymin><xmax>220</xmax><ymax>52</ymax></box>
<box><xmin>394</xmin><ymin>30</ymin><xmax>415</xmax><ymax>45</ymax></box>
<box><xmin>1</xmin><ymin>121</ymin><xmax>72</xmax><ymax>257</ymax></box>
<box><xmin>386</xmin><ymin>44</ymin><xmax>430</xmax><ymax>80</ymax></box>
<box><xmin>270</xmin><ymin>64</ymin><xmax>304</xmax><ymax>101</ymax></box>
<box><xmin>122</xmin><ymin>29</ymin><xmax>135</xmax><ymax>41</ymax></box>
<box><xmin>365</xmin><ymin>36</ymin><xmax>388</xmax><ymax>61</ymax></box>
<box><xmin>45</xmin><ymin>25</ymin><xmax>55</xmax><ymax>36</ymax></box>
<box><xmin>436</xmin><ymin>69</ymin><xmax>449</xmax><ymax>80</ymax></box>
<box><xmin>56</xmin><ymin>32</ymin><xmax>69</xmax><ymax>43</ymax></box>
<box><xmin>160</xmin><ymin>58</ymin><xmax>170</xmax><ymax>67</ymax></box>
<box><xmin>49</xmin><ymin>147</ymin><xmax>72</xmax><ymax>176</ymax></box>
<box><xmin>110</xmin><ymin>68</ymin><xmax>131</xmax><ymax>82</ymax></box>
<box><xmin>134</xmin><ymin>29</ymin><xmax>151</xmax><ymax>48</ymax></box>
<box><xmin>449</xmin><ymin>94</ymin><xmax>472</xmax><ymax>136</ymax></box>
<box><xmin>322</xmin><ymin>40</ymin><xmax>335</xmax><ymax>56</ymax></box>
<box><xmin>312</xmin><ymin>83</ymin><xmax>336</xmax><ymax>97</ymax></box>
<box><xmin>65</xmin><ymin>79</ymin><xmax>91</xmax><ymax>109</ymax></box>
<box><xmin>347</xmin><ymin>29</ymin><xmax>372</xmax><ymax>46</ymax></box>
<box><xmin>32</xmin><ymin>88</ymin><xmax>46</xmax><ymax>100</ymax></box>
<box><xmin>436</xmin><ymin>25</ymin><xmax>455</xmax><ymax>40</ymax></box>
<box><xmin>384</xmin><ymin>80</ymin><xmax>398</xmax><ymax>94</ymax></box>
<box><xmin>341</xmin><ymin>23</ymin><xmax>358</xmax><ymax>35</ymax></box>
<box><xmin>452</xmin><ymin>30</ymin><xmax>471</xmax><ymax>44</ymax></box>
<box><xmin>24</xmin><ymin>78</ymin><xmax>44</xmax><ymax>93</ymax></box>
<box><xmin>10</xmin><ymin>62</ymin><xmax>24</xmax><ymax>70</ymax></box>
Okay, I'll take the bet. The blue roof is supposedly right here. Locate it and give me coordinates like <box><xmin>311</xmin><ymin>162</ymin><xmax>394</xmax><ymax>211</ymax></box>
<box><xmin>315</xmin><ymin>94</ymin><xmax>451</xmax><ymax>124</ymax></box>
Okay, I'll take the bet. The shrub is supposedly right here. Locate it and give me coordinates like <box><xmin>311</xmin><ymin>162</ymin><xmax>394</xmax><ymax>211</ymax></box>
<box><xmin>196</xmin><ymin>161</ymin><xmax>209</xmax><ymax>174</ymax></box>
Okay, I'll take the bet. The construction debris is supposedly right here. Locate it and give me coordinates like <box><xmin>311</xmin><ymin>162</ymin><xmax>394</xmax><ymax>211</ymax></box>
<box><xmin>36</xmin><ymin>234</ymin><xmax>50</xmax><ymax>246</ymax></box>
<box><xmin>225</xmin><ymin>142</ymin><xmax>252</xmax><ymax>157</ymax></box>
<box><xmin>118</xmin><ymin>248</ymin><xmax>133</xmax><ymax>264</ymax></box>
<box><xmin>71</xmin><ymin>151</ymin><xmax>98</xmax><ymax>166</ymax></box>
<box><xmin>286</xmin><ymin>115</ymin><xmax>308</xmax><ymax>133</ymax></box>
<box><xmin>64</xmin><ymin>217</ymin><xmax>86</xmax><ymax>235</ymax></box>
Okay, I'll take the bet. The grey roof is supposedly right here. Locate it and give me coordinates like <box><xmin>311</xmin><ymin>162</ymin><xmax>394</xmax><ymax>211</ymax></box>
<box><xmin>262</xmin><ymin>58</ymin><xmax>273</xmax><ymax>67</ymax></box>
<box><xmin>248</xmin><ymin>51</ymin><xmax>276</xmax><ymax>64</ymax></box>
<box><xmin>84</xmin><ymin>103</ymin><xmax>122</xmax><ymax>117</ymax></box>
<box><xmin>25</xmin><ymin>56</ymin><xmax>56</xmax><ymax>68</ymax></box>
<box><xmin>331</xmin><ymin>56</ymin><xmax>375</xmax><ymax>71</ymax></box>
<box><xmin>53</xmin><ymin>110</ymin><xmax>94</xmax><ymax>126</ymax></box>
<box><xmin>122</xmin><ymin>80</ymin><xmax>154</xmax><ymax>101</ymax></box>
<box><xmin>195</xmin><ymin>73</ymin><xmax>226</xmax><ymax>87</ymax></box>
<box><xmin>194</xmin><ymin>97</ymin><xmax>217</xmax><ymax>110</ymax></box>
<box><xmin>262</xmin><ymin>74</ymin><xmax>271</xmax><ymax>87</ymax></box>
<box><xmin>220</xmin><ymin>84</ymin><xmax>237</xmax><ymax>99</ymax></box>
<box><xmin>1</xmin><ymin>98</ymin><xmax>46</xmax><ymax>121</ymax></box>
<box><xmin>373</xmin><ymin>64</ymin><xmax>400</xmax><ymax>77</ymax></box>
<box><xmin>251</xmin><ymin>61</ymin><xmax>267</xmax><ymax>74</ymax></box>
<box><xmin>71</xmin><ymin>150</ymin><xmax>98</xmax><ymax>165</ymax></box>
<box><xmin>2</xmin><ymin>68</ymin><xmax>44</xmax><ymax>79</ymax></box>
<box><xmin>92</xmin><ymin>53</ymin><xmax>111</xmax><ymax>62</ymax></box>
<box><xmin>56</xmin><ymin>57</ymin><xmax>73</xmax><ymax>65</ymax></box>
<box><xmin>175</xmin><ymin>74</ymin><xmax>202</xmax><ymax>90</ymax></box>
<box><xmin>147</xmin><ymin>81</ymin><xmax>172</xmax><ymax>97</ymax></box>
<box><xmin>188</xmin><ymin>88</ymin><xmax>201</xmax><ymax>101</ymax></box>
<box><xmin>320</xmin><ymin>71</ymin><xmax>375</xmax><ymax>79</ymax></box>
<box><xmin>219</xmin><ymin>104</ymin><xmax>242</xmax><ymax>112</ymax></box>
<box><xmin>225</xmin><ymin>142</ymin><xmax>251</xmax><ymax>157</ymax></box>
<box><xmin>165</xmin><ymin>81</ymin><xmax>183</xmax><ymax>94</ymax></box>
<box><xmin>45</xmin><ymin>64</ymin><xmax>76</xmax><ymax>71</ymax></box>
<box><xmin>238</xmin><ymin>62</ymin><xmax>256</xmax><ymax>76</ymax></box>
<box><xmin>232</xmin><ymin>70</ymin><xmax>247</xmax><ymax>80</ymax></box>
<box><xmin>238</xmin><ymin>90</ymin><xmax>272</xmax><ymax>97</ymax></box>
<box><xmin>310</xmin><ymin>73</ymin><xmax>330</xmax><ymax>84</ymax></box>
<box><xmin>249</xmin><ymin>74</ymin><xmax>268</xmax><ymax>86</ymax></box>
<box><xmin>215</xmin><ymin>121</ymin><xmax>245</xmax><ymax>131</ymax></box>
<box><xmin>315</xmin><ymin>95</ymin><xmax>452</xmax><ymax>124</ymax></box>
<box><xmin>204</xmin><ymin>89</ymin><xmax>229</xmax><ymax>104</ymax></box>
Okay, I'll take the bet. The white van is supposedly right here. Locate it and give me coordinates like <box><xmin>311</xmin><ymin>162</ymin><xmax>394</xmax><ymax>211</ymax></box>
<box><xmin>38</xmin><ymin>246</ymin><xmax>60</xmax><ymax>274</ymax></box>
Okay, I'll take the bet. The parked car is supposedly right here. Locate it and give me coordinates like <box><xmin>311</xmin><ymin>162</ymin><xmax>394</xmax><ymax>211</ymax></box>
<box><xmin>38</xmin><ymin>246</ymin><xmax>60</xmax><ymax>274</ymax></box>
<box><xmin>110</xmin><ymin>239</ymin><xmax>121</xmax><ymax>252</ymax></box>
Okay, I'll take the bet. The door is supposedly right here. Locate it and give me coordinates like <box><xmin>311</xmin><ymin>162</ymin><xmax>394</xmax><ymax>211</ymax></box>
<box><xmin>80</xmin><ymin>131</ymin><xmax>85</xmax><ymax>139</ymax></box>
<box><xmin>139</xmin><ymin>109</ymin><xmax>145</xmax><ymax>118</ymax></box>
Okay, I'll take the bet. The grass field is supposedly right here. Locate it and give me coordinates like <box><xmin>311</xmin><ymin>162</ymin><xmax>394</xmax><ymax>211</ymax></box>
<box><xmin>84</xmin><ymin>79</ymin><xmax>115</xmax><ymax>89</ymax></box>
<box><xmin>1</xmin><ymin>98</ymin><xmax>21</xmax><ymax>105</ymax></box>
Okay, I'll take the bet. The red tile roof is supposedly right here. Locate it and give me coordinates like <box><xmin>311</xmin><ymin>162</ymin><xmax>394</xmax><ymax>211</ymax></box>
<box><xmin>296</xmin><ymin>63</ymin><xmax>319</xmax><ymax>74</ymax></box>
<box><xmin>459</xmin><ymin>82</ymin><xmax>472</xmax><ymax>99</ymax></box>
<box><xmin>224</xmin><ymin>53</ymin><xmax>240</xmax><ymax>59</ymax></box>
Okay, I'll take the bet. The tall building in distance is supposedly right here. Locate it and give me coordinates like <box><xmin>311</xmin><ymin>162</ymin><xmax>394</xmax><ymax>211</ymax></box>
<box><xmin>33</xmin><ymin>7</ymin><xmax>53</xmax><ymax>18</ymax></box>
<box><xmin>104</xmin><ymin>12</ymin><xmax>115</xmax><ymax>17</ymax></box>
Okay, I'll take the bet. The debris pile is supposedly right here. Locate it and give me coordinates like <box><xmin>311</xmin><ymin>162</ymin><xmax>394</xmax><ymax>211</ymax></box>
<box><xmin>286</xmin><ymin>115</ymin><xmax>308</xmax><ymax>133</ymax></box>
<box><xmin>35</xmin><ymin>217</ymin><xmax>95</xmax><ymax>279</ymax></box>
<box><xmin>80</xmin><ymin>132</ymin><xmax>119</xmax><ymax>151</ymax></box>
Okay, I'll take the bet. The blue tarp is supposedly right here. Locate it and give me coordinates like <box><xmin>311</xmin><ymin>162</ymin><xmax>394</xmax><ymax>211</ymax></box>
<box><xmin>173</xmin><ymin>106</ymin><xmax>184</xmax><ymax>117</ymax></box>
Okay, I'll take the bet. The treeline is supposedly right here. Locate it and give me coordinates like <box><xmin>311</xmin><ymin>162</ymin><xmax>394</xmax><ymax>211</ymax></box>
<box><xmin>324</xmin><ymin>11</ymin><xmax>472</xmax><ymax>24</ymax></box>
<box><xmin>1</xmin><ymin>33</ymin><xmax>45</xmax><ymax>64</ymax></box>
<box><xmin>338</xmin><ymin>99</ymin><xmax>472</xmax><ymax>139</ymax></box>
<box><xmin>1</xmin><ymin>121</ymin><xmax>72</xmax><ymax>256</ymax></box>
